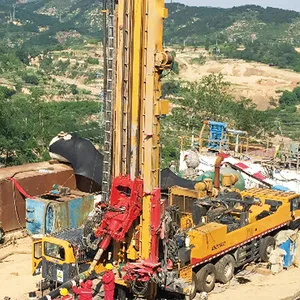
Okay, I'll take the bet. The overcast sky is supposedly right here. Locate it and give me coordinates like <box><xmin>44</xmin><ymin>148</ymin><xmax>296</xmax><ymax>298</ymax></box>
<box><xmin>169</xmin><ymin>0</ymin><xmax>300</xmax><ymax>12</ymax></box>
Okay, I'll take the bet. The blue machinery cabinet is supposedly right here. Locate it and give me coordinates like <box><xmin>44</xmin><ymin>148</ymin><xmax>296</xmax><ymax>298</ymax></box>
<box><xmin>279</xmin><ymin>238</ymin><xmax>296</xmax><ymax>268</ymax></box>
<box><xmin>207</xmin><ymin>121</ymin><xmax>228</xmax><ymax>151</ymax></box>
<box><xmin>26</xmin><ymin>187</ymin><xmax>94</xmax><ymax>235</ymax></box>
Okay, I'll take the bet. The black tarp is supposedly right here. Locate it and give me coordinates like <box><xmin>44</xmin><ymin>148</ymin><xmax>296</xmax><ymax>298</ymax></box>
<box><xmin>160</xmin><ymin>168</ymin><xmax>196</xmax><ymax>191</ymax></box>
<box><xmin>49</xmin><ymin>136</ymin><xmax>103</xmax><ymax>193</ymax></box>
<box><xmin>49</xmin><ymin>136</ymin><xmax>195</xmax><ymax>193</ymax></box>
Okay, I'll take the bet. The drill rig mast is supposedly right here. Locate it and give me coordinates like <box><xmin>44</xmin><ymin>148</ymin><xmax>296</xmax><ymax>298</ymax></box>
<box><xmin>37</xmin><ymin>1</ymin><xmax>172</xmax><ymax>299</ymax></box>
<box><xmin>109</xmin><ymin>0</ymin><xmax>171</xmax><ymax>256</ymax></box>
<box><xmin>101</xmin><ymin>0</ymin><xmax>115</xmax><ymax>203</ymax></box>
<box><xmin>90</xmin><ymin>0</ymin><xmax>172</xmax><ymax>297</ymax></box>
<box><xmin>98</xmin><ymin>0</ymin><xmax>172</xmax><ymax>290</ymax></box>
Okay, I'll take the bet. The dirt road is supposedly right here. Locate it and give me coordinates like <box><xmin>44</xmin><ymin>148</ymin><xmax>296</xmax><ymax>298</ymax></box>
<box><xmin>52</xmin><ymin>75</ymin><xmax>101</xmax><ymax>95</ymax></box>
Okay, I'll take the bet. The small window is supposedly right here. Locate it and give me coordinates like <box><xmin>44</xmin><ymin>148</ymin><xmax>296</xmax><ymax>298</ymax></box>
<box><xmin>34</xmin><ymin>242</ymin><xmax>42</xmax><ymax>259</ymax></box>
<box><xmin>44</xmin><ymin>242</ymin><xmax>65</xmax><ymax>260</ymax></box>
<box><xmin>291</xmin><ymin>197</ymin><xmax>300</xmax><ymax>211</ymax></box>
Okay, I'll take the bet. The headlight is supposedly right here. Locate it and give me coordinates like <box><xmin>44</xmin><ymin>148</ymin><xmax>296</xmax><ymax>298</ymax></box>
<box><xmin>185</xmin><ymin>235</ymin><xmax>190</xmax><ymax>247</ymax></box>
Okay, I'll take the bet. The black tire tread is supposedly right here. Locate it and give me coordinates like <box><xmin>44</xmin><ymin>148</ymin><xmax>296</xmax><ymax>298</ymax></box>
<box><xmin>196</xmin><ymin>263</ymin><xmax>216</xmax><ymax>293</ymax></box>
<box><xmin>215</xmin><ymin>254</ymin><xmax>235</xmax><ymax>283</ymax></box>
<box><xmin>259</xmin><ymin>236</ymin><xmax>275</xmax><ymax>262</ymax></box>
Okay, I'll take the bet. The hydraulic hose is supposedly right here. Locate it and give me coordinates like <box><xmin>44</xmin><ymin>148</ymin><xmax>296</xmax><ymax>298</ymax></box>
<box><xmin>38</xmin><ymin>273</ymin><xmax>88</xmax><ymax>300</ymax></box>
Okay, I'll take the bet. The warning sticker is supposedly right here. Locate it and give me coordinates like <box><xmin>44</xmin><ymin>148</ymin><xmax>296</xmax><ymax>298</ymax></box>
<box><xmin>57</xmin><ymin>269</ymin><xmax>64</xmax><ymax>283</ymax></box>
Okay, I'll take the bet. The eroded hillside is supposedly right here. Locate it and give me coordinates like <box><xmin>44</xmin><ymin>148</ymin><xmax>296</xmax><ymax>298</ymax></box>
<box><xmin>173</xmin><ymin>48</ymin><xmax>300</xmax><ymax>110</ymax></box>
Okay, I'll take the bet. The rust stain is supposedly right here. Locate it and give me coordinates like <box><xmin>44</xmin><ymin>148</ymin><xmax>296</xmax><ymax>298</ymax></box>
<box><xmin>79</xmin><ymin>195</ymin><xmax>94</xmax><ymax>224</ymax></box>
<box><xmin>0</xmin><ymin>162</ymin><xmax>76</xmax><ymax>232</ymax></box>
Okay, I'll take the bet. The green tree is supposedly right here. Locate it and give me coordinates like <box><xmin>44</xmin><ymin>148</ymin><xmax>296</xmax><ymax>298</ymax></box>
<box><xmin>22</xmin><ymin>73</ymin><xmax>39</xmax><ymax>85</ymax></box>
<box><xmin>40</xmin><ymin>56</ymin><xmax>53</xmax><ymax>71</ymax></box>
<box><xmin>70</xmin><ymin>84</ymin><xmax>79</xmax><ymax>95</ymax></box>
<box><xmin>15</xmin><ymin>49</ymin><xmax>30</xmax><ymax>65</ymax></box>
<box><xmin>205</xmin><ymin>38</ymin><xmax>210</xmax><ymax>51</ymax></box>
<box><xmin>0</xmin><ymin>86</ymin><xmax>16</xmax><ymax>98</ymax></box>
<box><xmin>162</xmin><ymin>80</ymin><xmax>181</xmax><ymax>96</ymax></box>
<box><xmin>171</xmin><ymin>61</ymin><xmax>179</xmax><ymax>74</ymax></box>
<box><xmin>87</xmin><ymin>57</ymin><xmax>99</xmax><ymax>65</ymax></box>
<box><xmin>279</xmin><ymin>91</ymin><xmax>298</xmax><ymax>106</ymax></box>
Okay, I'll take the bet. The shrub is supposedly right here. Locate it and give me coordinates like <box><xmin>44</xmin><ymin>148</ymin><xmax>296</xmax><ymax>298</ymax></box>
<box><xmin>22</xmin><ymin>73</ymin><xmax>39</xmax><ymax>85</ymax></box>
<box><xmin>87</xmin><ymin>57</ymin><xmax>99</xmax><ymax>65</ymax></box>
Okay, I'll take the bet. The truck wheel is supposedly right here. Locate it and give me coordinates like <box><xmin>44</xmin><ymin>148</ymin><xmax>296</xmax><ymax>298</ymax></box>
<box><xmin>259</xmin><ymin>236</ymin><xmax>275</xmax><ymax>262</ymax></box>
<box><xmin>215</xmin><ymin>254</ymin><xmax>235</xmax><ymax>283</ymax></box>
<box><xmin>196</xmin><ymin>263</ymin><xmax>216</xmax><ymax>293</ymax></box>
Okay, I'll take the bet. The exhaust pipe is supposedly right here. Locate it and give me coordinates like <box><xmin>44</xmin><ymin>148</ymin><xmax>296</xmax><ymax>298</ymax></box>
<box><xmin>214</xmin><ymin>153</ymin><xmax>228</xmax><ymax>190</ymax></box>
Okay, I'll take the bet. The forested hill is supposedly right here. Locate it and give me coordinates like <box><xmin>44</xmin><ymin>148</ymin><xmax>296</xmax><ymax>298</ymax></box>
<box><xmin>1</xmin><ymin>1</ymin><xmax>300</xmax><ymax>48</ymax></box>
<box><xmin>1</xmin><ymin>1</ymin><xmax>300</xmax><ymax>70</ymax></box>
<box><xmin>1</xmin><ymin>0</ymin><xmax>300</xmax><ymax>166</ymax></box>
<box><xmin>0</xmin><ymin>0</ymin><xmax>102</xmax><ymax>51</ymax></box>
<box><xmin>164</xmin><ymin>3</ymin><xmax>300</xmax><ymax>46</ymax></box>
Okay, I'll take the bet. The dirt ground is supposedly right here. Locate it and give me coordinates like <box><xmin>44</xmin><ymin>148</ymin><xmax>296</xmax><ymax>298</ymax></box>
<box><xmin>1</xmin><ymin>237</ymin><xmax>300</xmax><ymax>300</ymax></box>
<box><xmin>0</xmin><ymin>237</ymin><xmax>41</xmax><ymax>299</ymax></box>
<box><xmin>174</xmin><ymin>49</ymin><xmax>300</xmax><ymax>110</ymax></box>
<box><xmin>208</xmin><ymin>267</ymin><xmax>300</xmax><ymax>300</ymax></box>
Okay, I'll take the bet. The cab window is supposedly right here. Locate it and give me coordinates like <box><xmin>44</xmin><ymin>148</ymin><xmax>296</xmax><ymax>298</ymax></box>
<box><xmin>44</xmin><ymin>242</ymin><xmax>65</xmax><ymax>260</ymax></box>
<box><xmin>291</xmin><ymin>197</ymin><xmax>300</xmax><ymax>211</ymax></box>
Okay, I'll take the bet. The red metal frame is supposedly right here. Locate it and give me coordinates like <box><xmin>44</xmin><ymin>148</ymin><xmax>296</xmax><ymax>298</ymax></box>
<box><xmin>95</xmin><ymin>175</ymin><xmax>143</xmax><ymax>244</ymax></box>
<box><xmin>123</xmin><ymin>189</ymin><xmax>163</xmax><ymax>282</ymax></box>
<box><xmin>93</xmin><ymin>175</ymin><xmax>163</xmax><ymax>283</ymax></box>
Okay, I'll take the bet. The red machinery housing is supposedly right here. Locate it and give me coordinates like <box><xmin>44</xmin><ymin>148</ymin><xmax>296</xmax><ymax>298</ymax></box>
<box><xmin>95</xmin><ymin>175</ymin><xmax>143</xmax><ymax>249</ymax></box>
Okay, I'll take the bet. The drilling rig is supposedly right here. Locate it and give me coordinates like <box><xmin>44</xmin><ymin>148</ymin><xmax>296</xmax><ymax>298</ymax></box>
<box><xmin>35</xmin><ymin>0</ymin><xmax>176</xmax><ymax>299</ymax></box>
<box><xmin>33</xmin><ymin>1</ymin><xmax>300</xmax><ymax>299</ymax></box>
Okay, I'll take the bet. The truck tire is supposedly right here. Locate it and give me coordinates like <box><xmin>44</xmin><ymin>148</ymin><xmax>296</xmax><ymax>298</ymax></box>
<box><xmin>259</xmin><ymin>236</ymin><xmax>275</xmax><ymax>262</ymax></box>
<box><xmin>196</xmin><ymin>263</ymin><xmax>216</xmax><ymax>293</ymax></box>
<box><xmin>215</xmin><ymin>254</ymin><xmax>235</xmax><ymax>283</ymax></box>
